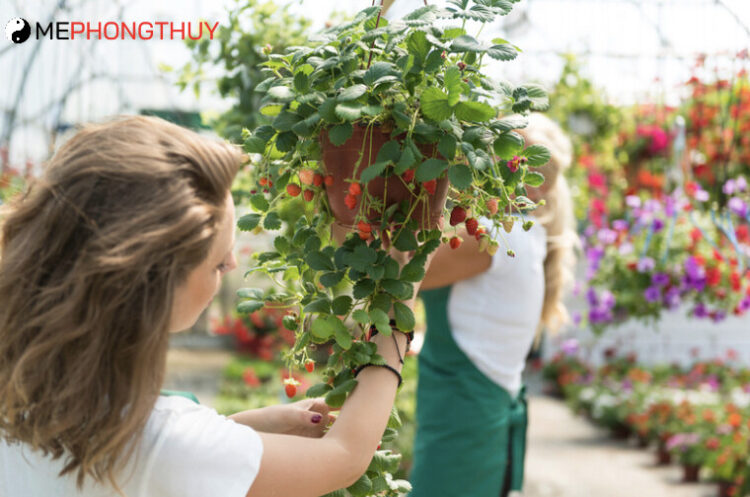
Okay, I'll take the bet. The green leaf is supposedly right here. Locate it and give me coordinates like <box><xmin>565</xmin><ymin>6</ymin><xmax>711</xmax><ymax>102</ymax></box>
<box><xmin>237</xmin><ymin>213</ymin><xmax>261</xmax><ymax>231</ymax></box>
<box><xmin>363</xmin><ymin>61</ymin><xmax>398</xmax><ymax>86</ymax></box>
<box><xmin>450</xmin><ymin>34</ymin><xmax>485</xmax><ymax>53</ymax></box>
<box><xmin>267</xmin><ymin>85</ymin><xmax>294</xmax><ymax>102</ymax></box>
<box><xmin>395</xmin><ymin>146</ymin><xmax>416</xmax><ymax>172</ymax></box>
<box><xmin>335</xmin><ymin>103</ymin><xmax>363</xmax><ymax>122</ymax></box>
<box><xmin>347</xmin><ymin>474</ymin><xmax>373</xmax><ymax>497</ymax></box>
<box><xmin>493</xmin><ymin>131</ymin><xmax>525</xmax><ymax>159</ymax></box>
<box><xmin>525</xmin><ymin>171</ymin><xmax>545</xmax><ymax>187</ymax></box>
<box><xmin>249</xmin><ymin>193</ymin><xmax>270</xmax><ymax>212</ymax></box>
<box><xmin>243</xmin><ymin>136</ymin><xmax>266</xmax><ymax>154</ymax></box>
<box><xmin>325</xmin><ymin>378</ymin><xmax>357</xmax><ymax>408</ymax></box>
<box><xmin>448</xmin><ymin>164</ymin><xmax>472</xmax><ymax>189</ymax></box>
<box><xmin>415</xmin><ymin>158</ymin><xmax>449</xmax><ymax>182</ymax></box>
<box><xmin>423</xmin><ymin>49</ymin><xmax>445</xmax><ymax>73</ymax></box>
<box><xmin>369</xmin><ymin>308</ymin><xmax>390</xmax><ymax>328</ymax></box>
<box><xmin>263</xmin><ymin>211</ymin><xmax>282</xmax><ymax>230</ymax></box>
<box><xmin>311</xmin><ymin>315</ymin><xmax>346</xmax><ymax>340</ymax></box>
<box><xmin>237</xmin><ymin>300</ymin><xmax>264</xmax><ymax>314</ymax></box>
<box><xmin>438</xmin><ymin>134</ymin><xmax>457</xmax><ymax>160</ymax></box>
<box><xmin>524</xmin><ymin>144</ymin><xmax>551</xmax><ymax>166</ymax></box>
<box><xmin>524</xmin><ymin>83</ymin><xmax>549</xmax><ymax>111</ymax></box>
<box><xmin>334</xmin><ymin>326</ymin><xmax>353</xmax><ymax>349</ymax></box>
<box><xmin>304</xmin><ymin>297</ymin><xmax>331</xmax><ymax>314</ymax></box>
<box><xmin>305</xmin><ymin>382</ymin><xmax>332</xmax><ymax>398</ymax></box>
<box><xmin>454</xmin><ymin>101</ymin><xmax>496</xmax><ymax>122</ymax></box>
<box><xmin>338</xmin><ymin>84</ymin><xmax>367</xmax><ymax>101</ymax></box>
<box><xmin>352</xmin><ymin>309</ymin><xmax>370</xmax><ymax>324</ymax></box>
<box><xmin>275</xmin><ymin>131</ymin><xmax>297</xmax><ymax>152</ymax></box>
<box><xmin>420</xmin><ymin>87</ymin><xmax>453</xmax><ymax>121</ymax></box>
<box><xmin>319</xmin><ymin>98</ymin><xmax>340</xmax><ymax>123</ymax></box>
<box><xmin>237</xmin><ymin>288</ymin><xmax>264</xmax><ymax>300</ymax></box>
<box><xmin>353</xmin><ymin>278</ymin><xmax>376</xmax><ymax>299</ymax></box>
<box><xmin>376</xmin><ymin>140</ymin><xmax>402</xmax><ymax>164</ymax></box>
<box><xmin>293</xmin><ymin>71</ymin><xmax>309</xmax><ymax>92</ymax></box>
<box><xmin>487</xmin><ymin>44</ymin><xmax>518</xmax><ymax>61</ymax></box>
<box><xmin>370</xmin><ymin>293</ymin><xmax>391</xmax><ymax>314</ymax></box>
<box><xmin>272</xmin><ymin>112</ymin><xmax>300</xmax><ymax>132</ymax></box>
<box><xmin>406</xmin><ymin>30</ymin><xmax>430</xmax><ymax>62</ymax></box>
<box><xmin>320</xmin><ymin>271</ymin><xmax>345</xmax><ymax>288</ymax></box>
<box><xmin>382</xmin><ymin>279</ymin><xmax>413</xmax><ymax>300</ymax></box>
<box><xmin>329</xmin><ymin>123</ymin><xmax>354</xmax><ymax>146</ymax></box>
<box><xmin>444</xmin><ymin>66</ymin><xmax>463</xmax><ymax>106</ymax></box>
<box><xmin>306</xmin><ymin>251</ymin><xmax>335</xmax><ymax>271</ymax></box>
<box><xmin>350</xmin><ymin>245</ymin><xmax>378</xmax><ymax>271</ymax></box>
<box><xmin>259</xmin><ymin>104</ymin><xmax>283</xmax><ymax>117</ymax></box>
<box><xmin>331</xmin><ymin>295</ymin><xmax>354</xmax><ymax>315</ymax></box>
<box><xmin>393</xmin><ymin>230</ymin><xmax>418</xmax><ymax>251</ymax></box>
<box><xmin>393</xmin><ymin>302</ymin><xmax>415</xmax><ymax>331</ymax></box>
<box><xmin>360</xmin><ymin>161</ymin><xmax>388</xmax><ymax>184</ymax></box>
<box><xmin>491</xmin><ymin>114</ymin><xmax>528</xmax><ymax>132</ymax></box>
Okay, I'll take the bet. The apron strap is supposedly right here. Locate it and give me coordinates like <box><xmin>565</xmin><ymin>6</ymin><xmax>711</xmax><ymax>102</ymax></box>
<box><xmin>160</xmin><ymin>389</ymin><xmax>200</xmax><ymax>404</ymax></box>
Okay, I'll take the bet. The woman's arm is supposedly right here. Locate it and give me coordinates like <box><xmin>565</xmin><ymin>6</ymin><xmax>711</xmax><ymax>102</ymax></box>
<box><xmin>245</xmin><ymin>331</ymin><xmax>409</xmax><ymax>497</ymax></box>
<box><xmin>420</xmin><ymin>227</ymin><xmax>491</xmax><ymax>290</ymax></box>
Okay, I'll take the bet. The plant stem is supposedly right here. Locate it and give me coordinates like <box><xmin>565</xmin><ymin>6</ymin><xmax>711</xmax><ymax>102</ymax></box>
<box><xmin>366</xmin><ymin>0</ymin><xmax>385</xmax><ymax>69</ymax></box>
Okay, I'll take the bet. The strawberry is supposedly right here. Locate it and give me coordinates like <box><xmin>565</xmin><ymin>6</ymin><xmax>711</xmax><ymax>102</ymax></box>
<box><xmin>487</xmin><ymin>242</ymin><xmax>499</xmax><ymax>256</ymax></box>
<box><xmin>357</xmin><ymin>221</ymin><xmax>372</xmax><ymax>233</ymax></box>
<box><xmin>402</xmin><ymin>169</ymin><xmax>415</xmax><ymax>183</ymax></box>
<box><xmin>286</xmin><ymin>184</ymin><xmax>301</xmax><ymax>197</ymax></box>
<box><xmin>305</xmin><ymin>361</ymin><xmax>315</xmax><ymax>373</ymax></box>
<box><xmin>449</xmin><ymin>206</ymin><xmax>467</xmax><ymax>226</ymax></box>
<box><xmin>344</xmin><ymin>193</ymin><xmax>358</xmax><ymax>210</ymax></box>
<box><xmin>303</xmin><ymin>189</ymin><xmax>314</xmax><ymax>202</ymax></box>
<box><xmin>422</xmin><ymin>179</ymin><xmax>437</xmax><ymax>195</ymax></box>
<box><xmin>358</xmin><ymin>230</ymin><xmax>370</xmax><ymax>240</ymax></box>
<box><xmin>465</xmin><ymin>217</ymin><xmax>479</xmax><ymax>236</ymax></box>
<box><xmin>259</xmin><ymin>177</ymin><xmax>268</xmax><ymax>186</ymax></box>
<box><xmin>487</xmin><ymin>198</ymin><xmax>499</xmax><ymax>216</ymax></box>
<box><xmin>457</xmin><ymin>61</ymin><xmax>467</xmax><ymax>71</ymax></box>
<box><xmin>506</xmin><ymin>249</ymin><xmax>516</xmax><ymax>258</ymax></box>
<box><xmin>349</xmin><ymin>182</ymin><xmax>362</xmax><ymax>196</ymax></box>
<box><xmin>313</xmin><ymin>173</ymin><xmax>324</xmax><ymax>187</ymax></box>
<box><xmin>449</xmin><ymin>236</ymin><xmax>462</xmax><ymax>249</ymax></box>
<box><xmin>285</xmin><ymin>382</ymin><xmax>297</xmax><ymax>398</ymax></box>
<box><xmin>324</xmin><ymin>174</ymin><xmax>334</xmax><ymax>186</ymax></box>
<box><xmin>474</xmin><ymin>226</ymin><xmax>486</xmax><ymax>241</ymax></box>
<box><xmin>299</xmin><ymin>169</ymin><xmax>314</xmax><ymax>185</ymax></box>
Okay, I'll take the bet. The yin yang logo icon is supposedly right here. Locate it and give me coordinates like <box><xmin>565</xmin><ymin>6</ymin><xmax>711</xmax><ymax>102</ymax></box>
<box><xmin>6</xmin><ymin>18</ymin><xmax>31</xmax><ymax>44</ymax></box>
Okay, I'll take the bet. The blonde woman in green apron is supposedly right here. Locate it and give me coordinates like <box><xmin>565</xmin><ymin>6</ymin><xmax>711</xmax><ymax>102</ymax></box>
<box><xmin>409</xmin><ymin>113</ymin><xmax>578</xmax><ymax>497</ymax></box>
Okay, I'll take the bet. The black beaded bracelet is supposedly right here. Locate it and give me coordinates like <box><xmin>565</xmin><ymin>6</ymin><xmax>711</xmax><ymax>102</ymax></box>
<box><xmin>353</xmin><ymin>363</ymin><xmax>403</xmax><ymax>388</ymax></box>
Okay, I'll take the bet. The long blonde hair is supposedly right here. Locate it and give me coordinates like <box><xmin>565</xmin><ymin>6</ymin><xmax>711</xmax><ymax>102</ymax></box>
<box><xmin>0</xmin><ymin>116</ymin><xmax>241</xmax><ymax>489</ymax></box>
<box><xmin>518</xmin><ymin>113</ymin><xmax>578</xmax><ymax>334</ymax></box>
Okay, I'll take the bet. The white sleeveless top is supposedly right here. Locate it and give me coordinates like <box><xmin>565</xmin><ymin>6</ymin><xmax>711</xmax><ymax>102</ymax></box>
<box><xmin>448</xmin><ymin>217</ymin><xmax>547</xmax><ymax>397</ymax></box>
<box><xmin>0</xmin><ymin>396</ymin><xmax>263</xmax><ymax>497</ymax></box>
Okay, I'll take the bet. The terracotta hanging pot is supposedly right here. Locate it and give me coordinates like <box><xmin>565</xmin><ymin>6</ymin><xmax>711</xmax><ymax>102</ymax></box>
<box><xmin>320</xmin><ymin>124</ymin><xmax>449</xmax><ymax>229</ymax></box>
<box><xmin>682</xmin><ymin>464</ymin><xmax>700</xmax><ymax>483</ymax></box>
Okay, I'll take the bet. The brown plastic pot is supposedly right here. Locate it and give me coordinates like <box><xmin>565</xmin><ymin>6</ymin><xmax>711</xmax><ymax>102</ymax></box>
<box><xmin>320</xmin><ymin>124</ymin><xmax>449</xmax><ymax>229</ymax></box>
<box><xmin>682</xmin><ymin>464</ymin><xmax>700</xmax><ymax>483</ymax></box>
<box><xmin>718</xmin><ymin>480</ymin><xmax>737</xmax><ymax>497</ymax></box>
<box><xmin>610</xmin><ymin>423</ymin><xmax>632</xmax><ymax>441</ymax></box>
<box><xmin>655</xmin><ymin>442</ymin><xmax>672</xmax><ymax>466</ymax></box>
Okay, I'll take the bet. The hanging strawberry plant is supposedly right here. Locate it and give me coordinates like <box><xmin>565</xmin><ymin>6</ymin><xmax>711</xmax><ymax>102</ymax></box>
<box><xmin>235</xmin><ymin>2</ymin><xmax>550</xmax><ymax>495</ymax></box>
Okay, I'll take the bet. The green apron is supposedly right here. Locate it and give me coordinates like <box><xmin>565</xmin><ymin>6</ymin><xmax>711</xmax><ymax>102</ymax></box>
<box><xmin>409</xmin><ymin>286</ymin><xmax>527</xmax><ymax>497</ymax></box>
<box><xmin>159</xmin><ymin>389</ymin><xmax>199</xmax><ymax>404</ymax></box>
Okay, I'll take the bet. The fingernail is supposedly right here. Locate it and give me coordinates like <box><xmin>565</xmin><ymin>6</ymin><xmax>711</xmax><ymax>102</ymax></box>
<box><xmin>311</xmin><ymin>414</ymin><xmax>322</xmax><ymax>424</ymax></box>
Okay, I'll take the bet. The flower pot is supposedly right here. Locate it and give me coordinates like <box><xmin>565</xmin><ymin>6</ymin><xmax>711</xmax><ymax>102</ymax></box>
<box><xmin>636</xmin><ymin>435</ymin><xmax>650</xmax><ymax>448</ymax></box>
<box><xmin>682</xmin><ymin>464</ymin><xmax>700</xmax><ymax>483</ymax></box>
<box><xmin>610</xmin><ymin>423</ymin><xmax>632</xmax><ymax>441</ymax></box>
<box><xmin>655</xmin><ymin>443</ymin><xmax>671</xmax><ymax>466</ymax></box>
<box><xmin>320</xmin><ymin>124</ymin><xmax>449</xmax><ymax>229</ymax></box>
<box><xmin>718</xmin><ymin>480</ymin><xmax>737</xmax><ymax>497</ymax></box>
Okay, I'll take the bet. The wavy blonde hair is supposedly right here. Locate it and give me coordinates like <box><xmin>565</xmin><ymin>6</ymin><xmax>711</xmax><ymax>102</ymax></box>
<box><xmin>0</xmin><ymin>116</ymin><xmax>241</xmax><ymax>490</ymax></box>
<box><xmin>518</xmin><ymin>113</ymin><xmax>579</xmax><ymax>334</ymax></box>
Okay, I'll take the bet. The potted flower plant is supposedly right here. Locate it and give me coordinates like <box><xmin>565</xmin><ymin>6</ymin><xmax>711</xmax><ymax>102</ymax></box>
<box><xmin>235</xmin><ymin>2</ymin><xmax>550</xmax><ymax>494</ymax></box>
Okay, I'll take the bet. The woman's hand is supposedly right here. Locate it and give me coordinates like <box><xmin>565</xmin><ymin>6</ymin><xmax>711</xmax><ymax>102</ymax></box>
<box><xmin>230</xmin><ymin>398</ymin><xmax>333</xmax><ymax>437</ymax></box>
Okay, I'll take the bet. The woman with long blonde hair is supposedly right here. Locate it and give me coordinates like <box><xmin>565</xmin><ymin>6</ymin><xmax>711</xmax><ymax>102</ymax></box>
<box><xmin>0</xmin><ymin>116</ymin><xmax>434</xmax><ymax>497</ymax></box>
<box><xmin>409</xmin><ymin>113</ymin><xmax>578</xmax><ymax>497</ymax></box>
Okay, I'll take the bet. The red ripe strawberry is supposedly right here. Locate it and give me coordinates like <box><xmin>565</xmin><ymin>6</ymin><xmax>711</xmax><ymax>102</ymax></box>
<box><xmin>465</xmin><ymin>217</ymin><xmax>479</xmax><ymax>236</ymax></box>
<box><xmin>349</xmin><ymin>182</ymin><xmax>362</xmax><ymax>196</ymax></box>
<box><xmin>449</xmin><ymin>236</ymin><xmax>462</xmax><ymax>249</ymax></box>
<box><xmin>402</xmin><ymin>169</ymin><xmax>415</xmax><ymax>183</ymax></box>
<box><xmin>344</xmin><ymin>193</ymin><xmax>358</xmax><ymax>210</ymax></box>
<box><xmin>299</xmin><ymin>169</ymin><xmax>314</xmax><ymax>185</ymax></box>
<box><xmin>450</xmin><ymin>206</ymin><xmax>467</xmax><ymax>226</ymax></box>
<box><xmin>324</xmin><ymin>174</ymin><xmax>334</xmax><ymax>186</ymax></box>
<box><xmin>457</xmin><ymin>61</ymin><xmax>467</xmax><ymax>71</ymax></box>
<box><xmin>305</xmin><ymin>361</ymin><xmax>315</xmax><ymax>373</ymax></box>
<box><xmin>313</xmin><ymin>173</ymin><xmax>324</xmax><ymax>187</ymax></box>
<box><xmin>285</xmin><ymin>383</ymin><xmax>297</xmax><ymax>398</ymax></box>
<box><xmin>487</xmin><ymin>198</ymin><xmax>499</xmax><ymax>216</ymax></box>
<box><xmin>357</xmin><ymin>221</ymin><xmax>372</xmax><ymax>233</ymax></box>
<box><xmin>474</xmin><ymin>226</ymin><xmax>486</xmax><ymax>241</ymax></box>
<box><xmin>422</xmin><ymin>179</ymin><xmax>437</xmax><ymax>195</ymax></box>
<box><xmin>303</xmin><ymin>189</ymin><xmax>314</xmax><ymax>202</ymax></box>
<box><xmin>358</xmin><ymin>230</ymin><xmax>370</xmax><ymax>240</ymax></box>
<box><xmin>286</xmin><ymin>184</ymin><xmax>301</xmax><ymax>197</ymax></box>
<box><xmin>267</xmin><ymin>180</ymin><xmax>273</xmax><ymax>187</ymax></box>
<box><xmin>259</xmin><ymin>177</ymin><xmax>268</xmax><ymax>186</ymax></box>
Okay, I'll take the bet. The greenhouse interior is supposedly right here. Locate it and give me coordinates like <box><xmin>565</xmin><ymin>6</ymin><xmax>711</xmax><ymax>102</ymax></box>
<box><xmin>1</xmin><ymin>0</ymin><xmax>750</xmax><ymax>496</ymax></box>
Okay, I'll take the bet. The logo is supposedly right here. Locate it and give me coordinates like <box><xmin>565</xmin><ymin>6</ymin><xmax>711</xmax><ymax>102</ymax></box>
<box><xmin>6</xmin><ymin>18</ymin><xmax>30</xmax><ymax>43</ymax></box>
